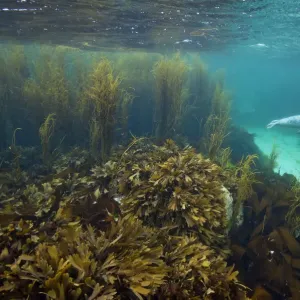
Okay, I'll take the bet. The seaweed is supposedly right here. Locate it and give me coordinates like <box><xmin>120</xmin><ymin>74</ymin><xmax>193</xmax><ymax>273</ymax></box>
<box><xmin>9</xmin><ymin>128</ymin><xmax>22</xmax><ymax>181</ymax></box>
<box><xmin>230</xmin><ymin>171</ymin><xmax>300</xmax><ymax>299</ymax></box>
<box><xmin>202</xmin><ymin>80</ymin><xmax>231</xmax><ymax>161</ymax></box>
<box><xmin>23</xmin><ymin>46</ymin><xmax>71</xmax><ymax>127</ymax></box>
<box><xmin>0</xmin><ymin>44</ymin><xmax>28</xmax><ymax>149</ymax></box>
<box><xmin>267</xmin><ymin>143</ymin><xmax>279</xmax><ymax>173</ymax></box>
<box><xmin>80</xmin><ymin>58</ymin><xmax>121</xmax><ymax>161</ymax></box>
<box><xmin>286</xmin><ymin>178</ymin><xmax>300</xmax><ymax>235</ymax></box>
<box><xmin>153</xmin><ymin>54</ymin><xmax>188</xmax><ymax>142</ymax></box>
<box><xmin>114</xmin><ymin>52</ymin><xmax>162</xmax><ymax>137</ymax></box>
<box><xmin>39</xmin><ymin>113</ymin><xmax>56</xmax><ymax>167</ymax></box>
<box><xmin>0</xmin><ymin>140</ymin><xmax>249</xmax><ymax>299</ymax></box>
<box><xmin>118</xmin><ymin>90</ymin><xmax>135</xmax><ymax>142</ymax></box>
<box><xmin>230</xmin><ymin>154</ymin><xmax>258</xmax><ymax>229</ymax></box>
<box><xmin>113</xmin><ymin>140</ymin><xmax>230</xmax><ymax>249</ymax></box>
<box><xmin>158</xmin><ymin>234</ymin><xmax>248</xmax><ymax>299</ymax></box>
<box><xmin>0</xmin><ymin>218</ymin><xmax>164</xmax><ymax>299</ymax></box>
<box><xmin>203</xmin><ymin>113</ymin><xmax>231</xmax><ymax>160</ymax></box>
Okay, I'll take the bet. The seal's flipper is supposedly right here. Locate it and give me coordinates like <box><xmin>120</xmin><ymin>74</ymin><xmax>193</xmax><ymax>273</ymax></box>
<box><xmin>267</xmin><ymin>120</ymin><xmax>280</xmax><ymax>129</ymax></box>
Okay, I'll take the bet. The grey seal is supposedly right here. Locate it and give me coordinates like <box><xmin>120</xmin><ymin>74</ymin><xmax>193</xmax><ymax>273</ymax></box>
<box><xmin>267</xmin><ymin>115</ymin><xmax>300</xmax><ymax>129</ymax></box>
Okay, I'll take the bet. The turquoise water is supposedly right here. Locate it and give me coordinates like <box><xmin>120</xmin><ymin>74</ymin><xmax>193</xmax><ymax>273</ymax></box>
<box><xmin>201</xmin><ymin>50</ymin><xmax>300</xmax><ymax>126</ymax></box>
<box><xmin>213</xmin><ymin>50</ymin><xmax>300</xmax><ymax>177</ymax></box>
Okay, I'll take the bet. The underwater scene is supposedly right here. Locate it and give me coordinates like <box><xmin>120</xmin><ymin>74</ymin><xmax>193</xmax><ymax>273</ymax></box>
<box><xmin>1</xmin><ymin>0</ymin><xmax>300</xmax><ymax>299</ymax></box>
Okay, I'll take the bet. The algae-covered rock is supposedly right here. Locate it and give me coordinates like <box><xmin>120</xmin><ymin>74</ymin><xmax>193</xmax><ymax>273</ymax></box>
<box><xmin>0</xmin><ymin>140</ymin><xmax>248</xmax><ymax>299</ymax></box>
<box><xmin>221</xmin><ymin>185</ymin><xmax>243</xmax><ymax>228</ymax></box>
<box><xmin>108</xmin><ymin>139</ymin><xmax>232</xmax><ymax>249</ymax></box>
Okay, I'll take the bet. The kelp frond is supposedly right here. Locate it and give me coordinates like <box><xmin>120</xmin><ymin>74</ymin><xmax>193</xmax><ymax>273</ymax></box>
<box><xmin>267</xmin><ymin>142</ymin><xmax>279</xmax><ymax>173</ymax></box>
<box><xmin>39</xmin><ymin>113</ymin><xmax>56</xmax><ymax>165</ymax></box>
<box><xmin>9</xmin><ymin>128</ymin><xmax>22</xmax><ymax>181</ymax></box>
<box><xmin>120</xmin><ymin>141</ymin><xmax>228</xmax><ymax>248</ymax></box>
<box><xmin>203</xmin><ymin>113</ymin><xmax>231</xmax><ymax>160</ymax></box>
<box><xmin>153</xmin><ymin>53</ymin><xmax>188</xmax><ymax>142</ymax></box>
<box><xmin>81</xmin><ymin>58</ymin><xmax>121</xmax><ymax>161</ymax></box>
<box><xmin>230</xmin><ymin>154</ymin><xmax>258</xmax><ymax>229</ymax></box>
<box><xmin>286</xmin><ymin>178</ymin><xmax>300</xmax><ymax>234</ymax></box>
<box><xmin>202</xmin><ymin>78</ymin><xmax>231</xmax><ymax>161</ymax></box>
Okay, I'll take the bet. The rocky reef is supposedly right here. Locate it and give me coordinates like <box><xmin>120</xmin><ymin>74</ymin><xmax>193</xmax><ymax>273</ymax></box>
<box><xmin>0</xmin><ymin>141</ymin><xmax>250</xmax><ymax>299</ymax></box>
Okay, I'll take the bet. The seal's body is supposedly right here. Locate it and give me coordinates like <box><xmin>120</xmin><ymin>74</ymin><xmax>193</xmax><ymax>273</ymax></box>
<box><xmin>267</xmin><ymin>115</ymin><xmax>300</xmax><ymax>129</ymax></box>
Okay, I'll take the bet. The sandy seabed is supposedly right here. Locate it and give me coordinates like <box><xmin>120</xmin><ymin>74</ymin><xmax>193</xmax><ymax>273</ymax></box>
<box><xmin>246</xmin><ymin>126</ymin><xmax>300</xmax><ymax>178</ymax></box>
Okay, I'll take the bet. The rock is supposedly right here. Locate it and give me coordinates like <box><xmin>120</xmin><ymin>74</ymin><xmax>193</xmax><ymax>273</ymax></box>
<box><xmin>221</xmin><ymin>185</ymin><xmax>243</xmax><ymax>230</ymax></box>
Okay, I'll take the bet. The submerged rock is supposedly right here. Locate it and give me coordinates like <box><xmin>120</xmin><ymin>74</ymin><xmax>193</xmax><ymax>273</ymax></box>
<box><xmin>221</xmin><ymin>185</ymin><xmax>243</xmax><ymax>231</ymax></box>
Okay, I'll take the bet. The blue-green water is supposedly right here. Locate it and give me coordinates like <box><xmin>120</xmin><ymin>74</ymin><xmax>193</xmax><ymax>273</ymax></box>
<box><xmin>203</xmin><ymin>50</ymin><xmax>300</xmax><ymax>125</ymax></box>
<box><xmin>202</xmin><ymin>49</ymin><xmax>300</xmax><ymax>176</ymax></box>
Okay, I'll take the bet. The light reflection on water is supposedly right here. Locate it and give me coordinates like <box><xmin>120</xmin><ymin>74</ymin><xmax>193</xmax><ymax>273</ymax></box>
<box><xmin>0</xmin><ymin>0</ymin><xmax>300</xmax><ymax>56</ymax></box>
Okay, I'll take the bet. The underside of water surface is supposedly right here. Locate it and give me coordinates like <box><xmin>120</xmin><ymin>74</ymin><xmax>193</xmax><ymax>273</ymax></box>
<box><xmin>1</xmin><ymin>1</ymin><xmax>300</xmax><ymax>300</ymax></box>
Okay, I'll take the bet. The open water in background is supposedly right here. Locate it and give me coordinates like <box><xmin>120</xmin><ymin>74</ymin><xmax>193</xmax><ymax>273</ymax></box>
<box><xmin>2</xmin><ymin>0</ymin><xmax>300</xmax><ymax>175</ymax></box>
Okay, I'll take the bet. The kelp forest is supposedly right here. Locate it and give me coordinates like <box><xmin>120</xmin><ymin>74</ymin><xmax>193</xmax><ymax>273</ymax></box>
<box><xmin>1</xmin><ymin>43</ymin><xmax>300</xmax><ymax>299</ymax></box>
